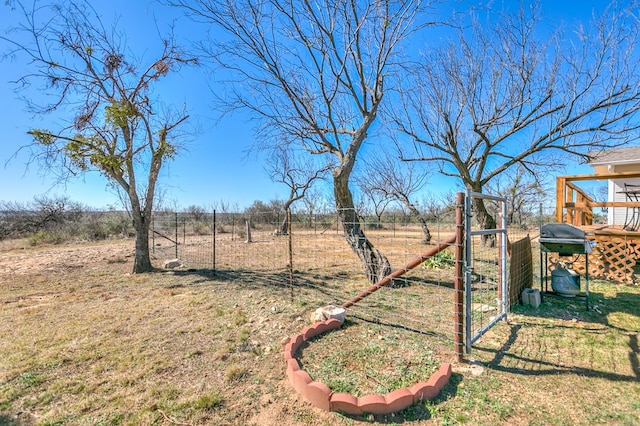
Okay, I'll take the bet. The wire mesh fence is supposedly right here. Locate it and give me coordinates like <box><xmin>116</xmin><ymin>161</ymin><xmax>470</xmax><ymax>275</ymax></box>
<box><xmin>148</xmin><ymin>198</ymin><xmax>554</xmax><ymax>357</ymax></box>
<box><xmin>150</xmin><ymin>210</ymin><xmax>462</xmax><ymax>353</ymax></box>
<box><xmin>0</xmin><ymin>194</ymin><xmax>554</xmax><ymax>357</ymax></box>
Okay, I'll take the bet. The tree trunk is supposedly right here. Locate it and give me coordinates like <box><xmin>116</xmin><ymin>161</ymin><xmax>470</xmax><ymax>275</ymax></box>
<box><xmin>279</xmin><ymin>200</ymin><xmax>294</xmax><ymax>235</ymax></box>
<box><xmin>132</xmin><ymin>213</ymin><xmax>153</xmax><ymax>273</ymax></box>
<box><xmin>279</xmin><ymin>216</ymin><xmax>289</xmax><ymax>235</ymax></box>
<box><xmin>416</xmin><ymin>216</ymin><xmax>432</xmax><ymax>244</ymax></box>
<box><xmin>375</xmin><ymin>213</ymin><xmax>383</xmax><ymax>229</ymax></box>
<box><xmin>334</xmin><ymin>170</ymin><xmax>392</xmax><ymax>284</ymax></box>
<box><xmin>404</xmin><ymin>201</ymin><xmax>432</xmax><ymax>244</ymax></box>
<box><xmin>245</xmin><ymin>219</ymin><xmax>252</xmax><ymax>243</ymax></box>
<box><xmin>472</xmin><ymin>197</ymin><xmax>497</xmax><ymax>247</ymax></box>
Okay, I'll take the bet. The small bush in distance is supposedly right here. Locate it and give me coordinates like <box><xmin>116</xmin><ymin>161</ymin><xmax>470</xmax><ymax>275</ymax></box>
<box><xmin>28</xmin><ymin>230</ymin><xmax>67</xmax><ymax>246</ymax></box>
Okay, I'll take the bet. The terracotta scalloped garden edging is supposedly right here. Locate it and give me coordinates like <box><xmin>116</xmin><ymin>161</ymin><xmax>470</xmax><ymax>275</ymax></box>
<box><xmin>283</xmin><ymin>318</ymin><xmax>452</xmax><ymax>415</ymax></box>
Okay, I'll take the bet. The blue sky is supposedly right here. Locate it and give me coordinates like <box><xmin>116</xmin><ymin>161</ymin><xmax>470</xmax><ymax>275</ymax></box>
<box><xmin>0</xmin><ymin>0</ymin><xmax>607</xmax><ymax>210</ymax></box>
<box><xmin>0</xmin><ymin>0</ymin><xmax>284</xmax><ymax>210</ymax></box>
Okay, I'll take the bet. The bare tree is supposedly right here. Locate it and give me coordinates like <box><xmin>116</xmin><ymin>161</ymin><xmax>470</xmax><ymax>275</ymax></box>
<box><xmin>486</xmin><ymin>166</ymin><xmax>546</xmax><ymax>227</ymax></box>
<box><xmin>355</xmin><ymin>175</ymin><xmax>393</xmax><ymax>229</ymax></box>
<box><xmin>421</xmin><ymin>190</ymin><xmax>456</xmax><ymax>223</ymax></box>
<box><xmin>298</xmin><ymin>186</ymin><xmax>325</xmax><ymax>228</ymax></box>
<box><xmin>169</xmin><ymin>0</ymin><xmax>430</xmax><ymax>283</ymax></box>
<box><xmin>358</xmin><ymin>151</ymin><xmax>433</xmax><ymax>243</ymax></box>
<box><xmin>185</xmin><ymin>204</ymin><xmax>208</xmax><ymax>223</ymax></box>
<box><xmin>393</xmin><ymin>3</ymin><xmax>640</xmax><ymax>240</ymax></box>
<box><xmin>266</xmin><ymin>146</ymin><xmax>330</xmax><ymax>235</ymax></box>
<box><xmin>0</xmin><ymin>195</ymin><xmax>83</xmax><ymax>240</ymax></box>
<box><xmin>2</xmin><ymin>1</ymin><xmax>197</xmax><ymax>272</ymax></box>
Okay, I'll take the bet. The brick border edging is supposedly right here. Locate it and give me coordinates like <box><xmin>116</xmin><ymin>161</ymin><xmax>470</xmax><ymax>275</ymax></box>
<box><xmin>283</xmin><ymin>318</ymin><xmax>452</xmax><ymax>415</ymax></box>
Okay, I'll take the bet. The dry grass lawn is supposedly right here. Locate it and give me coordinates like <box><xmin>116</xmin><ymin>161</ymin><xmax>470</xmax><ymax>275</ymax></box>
<box><xmin>1</xmin><ymin>238</ymin><xmax>639</xmax><ymax>425</ymax></box>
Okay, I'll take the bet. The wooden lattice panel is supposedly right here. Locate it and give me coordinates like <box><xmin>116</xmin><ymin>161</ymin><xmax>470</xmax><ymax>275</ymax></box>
<box><xmin>595</xmin><ymin>236</ymin><xmax>635</xmax><ymax>282</ymax></box>
<box><xmin>627</xmin><ymin>239</ymin><xmax>640</xmax><ymax>259</ymax></box>
<box><xmin>546</xmin><ymin>235</ymin><xmax>639</xmax><ymax>283</ymax></box>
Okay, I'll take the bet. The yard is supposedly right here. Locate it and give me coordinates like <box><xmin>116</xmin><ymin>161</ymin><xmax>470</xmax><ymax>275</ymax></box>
<box><xmin>0</xmin><ymin>238</ymin><xmax>639</xmax><ymax>425</ymax></box>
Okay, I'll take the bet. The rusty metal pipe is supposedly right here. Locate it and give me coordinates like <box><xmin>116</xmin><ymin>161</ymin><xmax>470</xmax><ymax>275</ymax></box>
<box><xmin>341</xmin><ymin>234</ymin><xmax>458</xmax><ymax>309</ymax></box>
<box><xmin>454</xmin><ymin>191</ymin><xmax>465</xmax><ymax>362</ymax></box>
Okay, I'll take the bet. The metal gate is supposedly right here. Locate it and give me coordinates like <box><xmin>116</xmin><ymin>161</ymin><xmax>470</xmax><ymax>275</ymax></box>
<box><xmin>464</xmin><ymin>190</ymin><xmax>508</xmax><ymax>353</ymax></box>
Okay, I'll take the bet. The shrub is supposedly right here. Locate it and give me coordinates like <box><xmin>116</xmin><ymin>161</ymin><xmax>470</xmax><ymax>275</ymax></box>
<box><xmin>423</xmin><ymin>250</ymin><xmax>455</xmax><ymax>269</ymax></box>
<box><xmin>193</xmin><ymin>222</ymin><xmax>211</xmax><ymax>236</ymax></box>
<box><xmin>28</xmin><ymin>230</ymin><xmax>67</xmax><ymax>246</ymax></box>
<box><xmin>103</xmin><ymin>212</ymin><xmax>132</xmax><ymax>237</ymax></box>
<box><xmin>225</xmin><ymin>365</ymin><xmax>248</xmax><ymax>383</ymax></box>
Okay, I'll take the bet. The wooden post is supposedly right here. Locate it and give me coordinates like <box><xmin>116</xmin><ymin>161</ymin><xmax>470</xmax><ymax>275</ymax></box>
<box><xmin>245</xmin><ymin>219</ymin><xmax>252</xmax><ymax>243</ymax></box>
<box><xmin>567</xmin><ymin>186</ymin><xmax>574</xmax><ymax>225</ymax></box>
<box><xmin>556</xmin><ymin>176</ymin><xmax>565</xmax><ymax>223</ymax></box>
<box><xmin>341</xmin><ymin>235</ymin><xmax>456</xmax><ymax>309</ymax></box>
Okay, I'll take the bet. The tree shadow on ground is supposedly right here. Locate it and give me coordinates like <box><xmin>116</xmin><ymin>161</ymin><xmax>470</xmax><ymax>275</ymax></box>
<box><xmin>472</xmin><ymin>287</ymin><xmax>640</xmax><ymax>382</ymax></box>
<box><xmin>0</xmin><ymin>413</ymin><xmax>35</xmax><ymax>426</ymax></box>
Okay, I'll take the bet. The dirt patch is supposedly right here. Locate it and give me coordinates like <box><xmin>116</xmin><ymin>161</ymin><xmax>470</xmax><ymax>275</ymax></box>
<box><xmin>0</xmin><ymin>239</ymin><xmax>370</xmax><ymax>425</ymax></box>
<box><xmin>0</xmin><ymin>238</ymin><xmax>135</xmax><ymax>276</ymax></box>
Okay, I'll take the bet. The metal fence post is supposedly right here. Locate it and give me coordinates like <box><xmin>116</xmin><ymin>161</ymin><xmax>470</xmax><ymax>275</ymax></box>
<box><xmin>501</xmin><ymin>197</ymin><xmax>509</xmax><ymax>318</ymax></box>
<box><xmin>288</xmin><ymin>208</ymin><xmax>293</xmax><ymax>302</ymax></box>
<box><xmin>454</xmin><ymin>191</ymin><xmax>465</xmax><ymax>362</ymax></box>
<box><xmin>464</xmin><ymin>189</ymin><xmax>473</xmax><ymax>354</ymax></box>
<box><xmin>174</xmin><ymin>212</ymin><xmax>178</xmax><ymax>259</ymax></box>
<box><xmin>212</xmin><ymin>210</ymin><xmax>216</xmax><ymax>274</ymax></box>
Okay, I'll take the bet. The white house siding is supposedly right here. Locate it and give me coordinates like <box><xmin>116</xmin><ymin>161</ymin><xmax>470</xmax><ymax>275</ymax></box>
<box><xmin>609</xmin><ymin>178</ymin><xmax>640</xmax><ymax>226</ymax></box>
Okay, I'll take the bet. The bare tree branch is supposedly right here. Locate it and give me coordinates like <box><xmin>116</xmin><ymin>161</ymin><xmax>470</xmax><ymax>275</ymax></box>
<box><xmin>357</xmin><ymin>149</ymin><xmax>433</xmax><ymax>243</ymax></box>
<box><xmin>393</xmin><ymin>2</ymin><xmax>640</xmax><ymax>234</ymax></box>
<box><xmin>266</xmin><ymin>144</ymin><xmax>331</xmax><ymax>234</ymax></box>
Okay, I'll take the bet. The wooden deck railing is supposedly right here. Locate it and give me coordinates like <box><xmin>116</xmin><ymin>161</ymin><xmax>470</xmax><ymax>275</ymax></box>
<box><xmin>556</xmin><ymin>171</ymin><xmax>640</xmax><ymax>226</ymax></box>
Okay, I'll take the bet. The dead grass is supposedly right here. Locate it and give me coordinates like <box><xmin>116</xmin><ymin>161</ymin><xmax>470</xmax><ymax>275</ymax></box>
<box><xmin>0</xmin><ymin>239</ymin><xmax>639</xmax><ymax>425</ymax></box>
<box><xmin>299</xmin><ymin>319</ymin><xmax>441</xmax><ymax>397</ymax></box>
<box><xmin>436</xmin><ymin>283</ymin><xmax>640</xmax><ymax>425</ymax></box>
<box><xmin>0</xmin><ymin>240</ymin><xmax>334</xmax><ymax>425</ymax></box>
